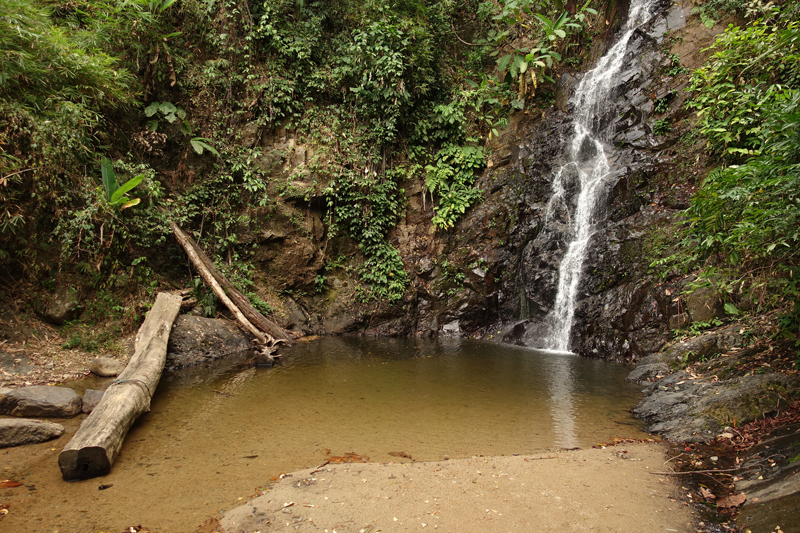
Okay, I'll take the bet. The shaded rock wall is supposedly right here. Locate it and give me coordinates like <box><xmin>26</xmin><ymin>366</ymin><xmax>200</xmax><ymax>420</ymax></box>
<box><xmin>228</xmin><ymin>0</ymin><xmax>728</xmax><ymax>365</ymax></box>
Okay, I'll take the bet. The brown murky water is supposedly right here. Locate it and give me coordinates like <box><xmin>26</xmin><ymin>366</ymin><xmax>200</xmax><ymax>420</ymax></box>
<box><xmin>0</xmin><ymin>337</ymin><xmax>650</xmax><ymax>532</ymax></box>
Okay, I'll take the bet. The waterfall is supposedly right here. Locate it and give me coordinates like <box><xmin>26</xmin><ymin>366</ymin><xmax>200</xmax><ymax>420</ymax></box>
<box><xmin>543</xmin><ymin>0</ymin><xmax>657</xmax><ymax>352</ymax></box>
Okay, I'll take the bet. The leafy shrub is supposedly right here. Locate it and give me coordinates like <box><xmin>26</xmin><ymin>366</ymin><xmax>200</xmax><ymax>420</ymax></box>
<box><xmin>686</xmin><ymin>18</ymin><xmax>800</xmax><ymax>160</ymax></box>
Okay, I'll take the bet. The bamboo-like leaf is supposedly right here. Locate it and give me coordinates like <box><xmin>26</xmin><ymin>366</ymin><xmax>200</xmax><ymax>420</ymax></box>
<box><xmin>101</xmin><ymin>157</ymin><xmax>117</xmax><ymax>201</ymax></box>
<box><xmin>159</xmin><ymin>0</ymin><xmax>178</xmax><ymax>11</ymax></box>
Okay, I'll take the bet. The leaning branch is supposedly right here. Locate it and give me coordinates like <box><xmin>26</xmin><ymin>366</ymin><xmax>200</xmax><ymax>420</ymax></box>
<box><xmin>170</xmin><ymin>222</ymin><xmax>270</xmax><ymax>344</ymax></box>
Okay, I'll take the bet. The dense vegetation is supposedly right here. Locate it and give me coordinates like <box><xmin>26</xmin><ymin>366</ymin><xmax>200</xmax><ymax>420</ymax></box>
<box><xmin>676</xmin><ymin>0</ymin><xmax>800</xmax><ymax>357</ymax></box>
<box><xmin>1</xmin><ymin>0</ymin><xmax>597</xmax><ymax>307</ymax></box>
<box><xmin>4</xmin><ymin>0</ymin><xmax>797</xmax><ymax>357</ymax></box>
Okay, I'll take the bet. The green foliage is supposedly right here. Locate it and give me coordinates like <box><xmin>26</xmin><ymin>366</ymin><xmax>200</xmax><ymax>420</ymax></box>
<box><xmin>681</xmin><ymin>6</ymin><xmax>800</xmax><ymax>352</ymax></box>
<box><xmin>144</xmin><ymin>101</ymin><xmax>187</xmax><ymax>131</ymax></box>
<box><xmin>687</xmin><ymin>18</ymin><xmax>800</xmax><ymax>160</ymax></box>
<box><xmin>1</xmin><ymin>0</ymin><xmax>599</xmax><ymax>305</ymax></box>
<box><xmin>53</xmin><ymin>158</ymin><xmax>169</xmax><ymax>266</ymax></box>
<box><xmin>100</xmin><ymin>157</ymin><xmax>143</xmax><ymax>209</ymax></box>
<box><xmin>652</xmin><ymin>118</ymin><xmax>671</xmax><ymax>136</ymax></box>
<box><xmin>425</xmin><ymin>145</ymin><xmax>486</xmax><ymax>229</ymax></box>
<box><xmin>326</xmin><ymin>168</ymin><xmax>409</xmax><ymax>302</ymax></box>
<box><xmin>489</xmin><ymin>0</ymin><xmax>597</xmax><ymax>98</ymax></box>
<box><xmin>686</xmin><ymin>91</ymin><xmax>800</xmax><ymax>268</ymax></box>
<box><xmin>692</xmin><ymin>0</ymin><xmax>779</xmax><ymax>28</ymax></box>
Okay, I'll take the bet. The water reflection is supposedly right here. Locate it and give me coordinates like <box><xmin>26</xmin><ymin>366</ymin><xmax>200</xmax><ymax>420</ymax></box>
<box><xmin>543</xmin><ymin>352</ymin><xmax>579</xmax><ymax>448</ymax></box>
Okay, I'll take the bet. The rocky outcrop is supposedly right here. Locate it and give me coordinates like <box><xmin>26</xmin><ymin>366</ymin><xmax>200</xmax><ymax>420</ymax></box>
<box><xmin>0</xmin><ymin>385</ymin><xmax>82</xmax><ymax>417</ymax></box>
<box><xmin>0</xmin><ymin>418</ymin><xmax>65</xmax><ymax>448</ymax></box>
<box><xmin>166</xmin><ymin>315</ymin><xmax>252</xmax><ymax>369</ymax></box>
<box><xmin>626</xmin><ymin>334</ymin><xmax>798</xmax><ymax>442</ymax></box>
<box><xmin>735</xmin><ymin>424</ymin><xmax>800</xmax><ymax>532</ymax></box>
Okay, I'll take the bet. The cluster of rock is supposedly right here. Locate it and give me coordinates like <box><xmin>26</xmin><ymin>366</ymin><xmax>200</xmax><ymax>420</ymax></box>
<box><xmin>626</xmin><ymin>328</ymin><xmax>799</xmax><ymax>442</ymax></box>
<box><xmin>0</xmin><ymin>357</ymin><xmax>124</xmax><ymax>448</ymax></box>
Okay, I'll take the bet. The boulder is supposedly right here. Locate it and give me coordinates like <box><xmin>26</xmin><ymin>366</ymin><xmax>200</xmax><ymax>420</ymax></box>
<box><xmin>685</xmin><ymin>287</ymin><xmax>725</xmax><ymax>324</ymax></box>
<box><xmin>0</xmin><ymin>385</ymin><xmax>82</xmax><ymax>417</ymax></box>
<box><xmin>166</xmin><ymin>315</ymin><xmax>252</xmax><ymax>369</ymax></box>
<box><xmin>81</xmin><ymin>389</ymin><xmax>105</xmax><ymax>414</ymax></box>
<box><xmin>0</xmin><ymin>418</ymin><xmax>65</xmax><ymax>448</ymax></box>
<box><xmin>668</xmin><ymin>312</ymin><xmax>690</xmax><ymax>330</ymax></box>
<box><xmin>42</xmin><ymin>286</ymin><xmax>82</xmax><ymax>326</ymax></box>
<box><xmin>89</xmin><ymin>357</ymin><xmax>126</xmax><ymax>377</ymax></box>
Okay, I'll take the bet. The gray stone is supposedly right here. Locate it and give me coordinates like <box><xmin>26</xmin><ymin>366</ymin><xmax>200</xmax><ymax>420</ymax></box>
<box><xmin>166</xmin><ymin>315</ymin><xmax>252</xmax><ymax>370</ymax></box>
<box><xmin>661</xmin><ymin>333</ymin><xmax>720</xmax><ymax>364</ymax></box>
<box><xmin>634</xmin><ymin>372</ymin><xmax>798</xmax><ymax>443</ymax></box>
<box><xmin>0</xmin><ymin>387</ymin><xmax>12</xmax><ymax>398</ymax></box>
<box><xmin>0</xmin><ymin>418</ymin><xmax>65</xmax><ymax>448</ymax></box>
<box><xmin>626</xmin><ymin>363</ymin><xmax>671</xmax><ymax>383</ymax></box>
<box><xmin>686</xmin><ymin>287</ymin><xmax>725</xmax><ymax>324</ymax></box>
<box><xmin>42</xmin><ymin>286</ymin><xmax>82</xmax><ymax>326</ymax></box>
<box><xmin>81</xmin><ymin>389</ymin><xmax>104</xmax><ymax>414</ymax></box>
<box><xmin>0</xmin><ymin>385</ymin><xmax>82</xmax><ymax>417</ymax></box>
<box><xmin>668</xmin><ymin>312</ymin><xmax>690</xmax><ymax>330</ymax></box>
<box><xmin>89</xmin><ymin>357</ymin><xmax>126</xmax><ymax>377</ymax></box>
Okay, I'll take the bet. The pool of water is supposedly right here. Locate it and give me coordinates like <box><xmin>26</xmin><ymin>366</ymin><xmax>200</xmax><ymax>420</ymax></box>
<box><xmin>2</xmin><ymin>337</ymin><xmax>650</xmax><ymax>533</ymax></box>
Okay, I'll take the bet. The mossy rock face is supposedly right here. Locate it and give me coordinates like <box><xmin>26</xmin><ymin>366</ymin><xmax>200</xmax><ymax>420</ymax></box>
<box><xmin>701</xmin><ymin>375</ymin><xmax>791</xmax><ymax>427</ymax></box>
<box><xmin>686</xmin><ymin>287</ymin><xmax>725</xmax><ymax>324</ymax></box>
<box><xmin>633</xmin><ymin>370</ymin><xmax>799</xmax><ymax>443</ymax></box>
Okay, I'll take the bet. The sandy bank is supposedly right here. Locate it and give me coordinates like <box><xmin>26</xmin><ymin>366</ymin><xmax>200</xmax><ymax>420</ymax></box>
<box><xmin>220</xmin><ymin>442</ymin><xmax>695</xmax><ymax>533</ymax></box>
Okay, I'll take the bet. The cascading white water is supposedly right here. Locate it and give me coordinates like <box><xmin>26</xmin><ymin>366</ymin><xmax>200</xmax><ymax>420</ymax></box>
<box><xmin>544</xmin><ymin>0</ymin><xmax>657</xmax><ymax>352</ymax></box>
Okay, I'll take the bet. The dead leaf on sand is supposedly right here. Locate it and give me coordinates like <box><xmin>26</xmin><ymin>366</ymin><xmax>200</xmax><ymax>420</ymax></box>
<box><xmin>717</xmin><ymin>493</ymin><xmax>746</xmax><ymax>508</ymax></box>
<box><xmin>0</xmin><ymin>480</ymin><xmax>22</xmax><ymax>489</ymax></box>
<box><xmin>700</xmin><ymin>487</ymin><xmax>716</xmax><ymax>500</ymax></box>
<box><xmin>388</xmin><ymin>451</ymin><xmax>413</xmax><ymax>460</ymax></box>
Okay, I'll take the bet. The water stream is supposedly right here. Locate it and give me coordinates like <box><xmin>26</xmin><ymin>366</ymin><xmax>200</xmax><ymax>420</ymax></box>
<box><xmin>544</xmin><ymin>0</ymin><xmax>657</xmax><ymax>352</ymax></box>
<box><xmin>4</xmin><ymin>338</ymin><xmax>648</xmax><ymax>532</ymax></box>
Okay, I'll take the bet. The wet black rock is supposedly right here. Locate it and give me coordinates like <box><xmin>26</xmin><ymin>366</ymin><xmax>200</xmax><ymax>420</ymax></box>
<box><xmin>166</xmin><ymin>315</ymin><xmax>252</xmax><ymax>369</ymax></box>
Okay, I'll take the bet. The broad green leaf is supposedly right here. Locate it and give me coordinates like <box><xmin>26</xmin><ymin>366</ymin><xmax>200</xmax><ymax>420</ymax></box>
<box><xmin>159</xmin><ymin>102</ymin><xmax>177</xmax><ymax>115</ymax></box>
<box><xmin>110</xmin><ymin>174</ymin><xmax>144</xmax><ymax>204</ymax></box>
<box><xmin>497</xmin><ymin>54</ymin><xmax>512</xmax><ymax>73</ymax></box>
<box><xmin>144</xmin><ymin>102</ymin><xmax>159</xmax><ymax>117</ymax></box>
<box><xmin>724</xmin><ymin>303</ymin><xmax>740</xmax><ymax>315</ymax></box>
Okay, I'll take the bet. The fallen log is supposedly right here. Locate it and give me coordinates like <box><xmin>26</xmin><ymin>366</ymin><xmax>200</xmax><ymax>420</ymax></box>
<box><xmin>170</xmin><ymin>221</ymin><xmax>292</xmax><ymax>346</ymax></box>
<box><xmin>58</xmin><ymin>292</ymin><xmax>182</xmax><ymax>481</ymax></box>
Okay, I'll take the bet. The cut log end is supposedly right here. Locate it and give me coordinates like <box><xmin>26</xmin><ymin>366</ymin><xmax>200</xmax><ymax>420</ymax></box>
<box><xmin>58</xmin><ymin>446</ymin><xmax>111</xmax><ymax>481</ymax></box>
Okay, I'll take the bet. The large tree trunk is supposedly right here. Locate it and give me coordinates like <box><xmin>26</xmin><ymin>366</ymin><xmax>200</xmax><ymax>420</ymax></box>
<box><xmin>170</xmin><ymin>221</ymin><xmax>292</xmax><ymax>346</ymax></box>
<box><xmin>58</xmin><ymin>292</ymin><xmax>182</xmax><ymax>481</ymax></box>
